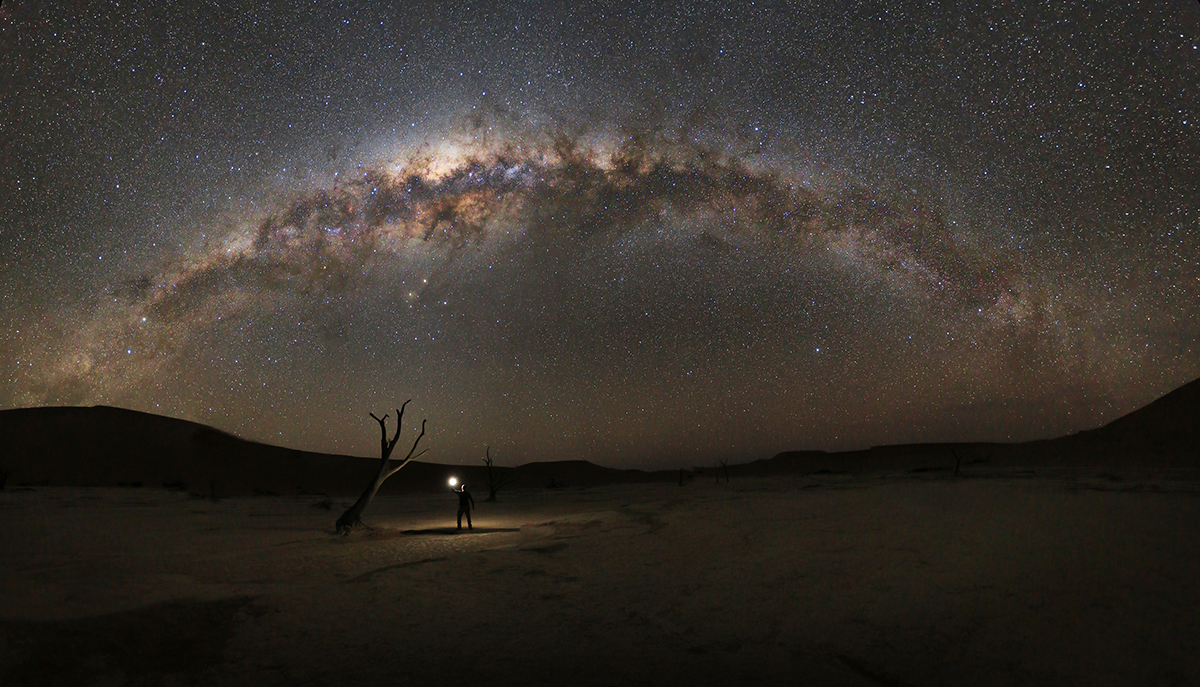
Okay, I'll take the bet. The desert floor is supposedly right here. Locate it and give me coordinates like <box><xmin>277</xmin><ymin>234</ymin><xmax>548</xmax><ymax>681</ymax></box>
<box><xmin>2</xmin><ymin>470</ymin><xmax>1199</xmax><ymax>686</ymax></box>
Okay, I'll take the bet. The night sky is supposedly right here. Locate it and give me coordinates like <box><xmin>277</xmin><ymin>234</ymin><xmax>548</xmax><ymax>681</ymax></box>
<box><xmin>2</xmin><ymin>2</ymin><xmax>1198</xmax><ymax>469</ymax></box>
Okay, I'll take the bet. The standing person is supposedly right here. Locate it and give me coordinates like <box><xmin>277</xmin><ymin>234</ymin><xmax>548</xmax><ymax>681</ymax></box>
<box><xmin>456</xmin><ymin>483</ymin><xmax>475</xmax><ymax>530</ymax></box>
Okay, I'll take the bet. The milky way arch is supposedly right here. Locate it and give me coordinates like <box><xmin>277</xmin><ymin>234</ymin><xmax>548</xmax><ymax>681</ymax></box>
<box><xmin>24</xmin><ymin>129</ymin><xmax>1050</xmax><ymax>451</ymax></box>
<box><xmin>138</xmin><ymin>133</ymin><xmax>1030</xmax><ymax>324</ymax></box>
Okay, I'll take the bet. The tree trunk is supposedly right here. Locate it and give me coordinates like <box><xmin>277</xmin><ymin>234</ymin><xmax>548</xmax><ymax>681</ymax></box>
<box><xmin>481</xmin><ymin>446</ymin><xmax>509</xmax><ymax>502</ymax></box>
<box><xmin>336</xmin><ymin>401</ymin><xmax>427</xmax><ymax>535</ymax></box>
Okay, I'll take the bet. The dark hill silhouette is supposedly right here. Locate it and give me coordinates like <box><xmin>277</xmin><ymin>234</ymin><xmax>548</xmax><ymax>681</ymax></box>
<box><xmin>761</xmin><ymin>377</ymin><xmax>1199</xmax><ymax>473</ymax></box>
<box><xmin>1056</xmin><ymin>376</ymin><xmax>1200</xmax><ymax>457</ymax></box>
<box><xmin>0</xmin><ymin>405</ymin><xmax>670</xmax><ymax>495</ymax></box>
<box><xmin>0</xmin><ymin>377</ymin><xmax>1196</xmax><ymax>493</ymax></box>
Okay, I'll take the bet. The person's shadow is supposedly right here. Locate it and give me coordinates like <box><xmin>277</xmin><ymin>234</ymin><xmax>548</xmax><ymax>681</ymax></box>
<box><xmin>400</xmin><ymin>526</ymin><xmax>520</xmax><ymax>536</ymax></box>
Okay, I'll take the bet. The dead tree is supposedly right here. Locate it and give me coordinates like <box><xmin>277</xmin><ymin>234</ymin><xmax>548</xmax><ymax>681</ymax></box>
<box><xmin>717</xmin><ymin>459</ymin><xmax>730</xmax><ymax>483</ymax></box>
<box><xmin>336</xmin><ymin>401</ymin><xmax>427</xmax><ymax>535</ymax></box>
<box><xmin>951</xmin><ymin>447</ymin><xmax>996</xmax><ymax>479</ymax></box>
<box><xmin>481</xmin><ymin>446</ymin><xmax>511</xmax><ymax>502</ymax></box>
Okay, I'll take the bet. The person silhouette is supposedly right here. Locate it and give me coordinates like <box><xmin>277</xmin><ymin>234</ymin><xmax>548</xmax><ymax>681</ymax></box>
<box><xmin>456</xmin><ymin>483</ymin><xmax>475</xmax><ymax>530</ymax></box>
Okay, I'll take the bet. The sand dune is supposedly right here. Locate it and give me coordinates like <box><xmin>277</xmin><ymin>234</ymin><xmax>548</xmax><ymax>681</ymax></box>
<box><xmin>2</xmin><ymin>377</ymin><xmax>1197</xmax><ymax>497</ymax></box>
<box><xmin>0</xmin><ymin>405</ymin><xmax>675</xmax><ymax>497</ymax></box>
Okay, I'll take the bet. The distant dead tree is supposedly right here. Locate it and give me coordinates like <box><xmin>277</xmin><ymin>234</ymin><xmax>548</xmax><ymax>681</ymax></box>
<box><xmin>951</xmin><ymin>447</ymin><xmax>995</xmax><ymax>478</ymax></box>
<box><xmin>717</xmin><ymin>459</ymin><xmax>730</xmax><ymax>483</ymax></box>
<box><xmin>336</xmin><ymin>401</ymin><xmax>427</xmax><ymax>535</ymax></box>
<box><xmin>481</xmin><ymin>446</ymin><xmax>511</xmax><ymax>502</ymax></box>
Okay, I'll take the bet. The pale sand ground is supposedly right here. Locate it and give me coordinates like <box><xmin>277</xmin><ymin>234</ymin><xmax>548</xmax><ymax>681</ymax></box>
<box><xmin>2</xmin><ymin>471</ymin><xmax>1199</xmax><ymax>686</ymax></box>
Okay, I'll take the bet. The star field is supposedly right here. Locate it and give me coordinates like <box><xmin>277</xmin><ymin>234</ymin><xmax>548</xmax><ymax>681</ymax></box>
<box><xmin>2</xmin><ymin>2</ymin><xmax>1197</xmax><ymax>468</ymax></box>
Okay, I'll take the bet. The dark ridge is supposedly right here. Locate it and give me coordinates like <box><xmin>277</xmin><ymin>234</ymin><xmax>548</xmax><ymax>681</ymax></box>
<box><xmin>759</xmin><ymin>376</ymin><xmax>1200</xmax><ymax>473</ymax></box>
<box><xmin>0</xmin><ymin>405</ymin><xmax>673</xmax><ymax>495</ymax></box>
<box><xmin>0</xmin><ymin>376</ymin><xmax>1195</xmax><ymax>494</ymax></box>
<box><xmin>1074</xmin><ymin>376</ymin><xmax>1200</xmax><ymax>451</ymax></box>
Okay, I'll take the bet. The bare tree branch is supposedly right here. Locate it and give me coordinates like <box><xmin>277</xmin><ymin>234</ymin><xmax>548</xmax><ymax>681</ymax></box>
<box><xmin>481</xmin><ymin>445</ymin><xmax>513</xmax><ymax>502</ymax></box>
<box><xmin>336</xmin><ymin>400</ymin><xmax>426</xmax><ymax>535</ymax></box>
